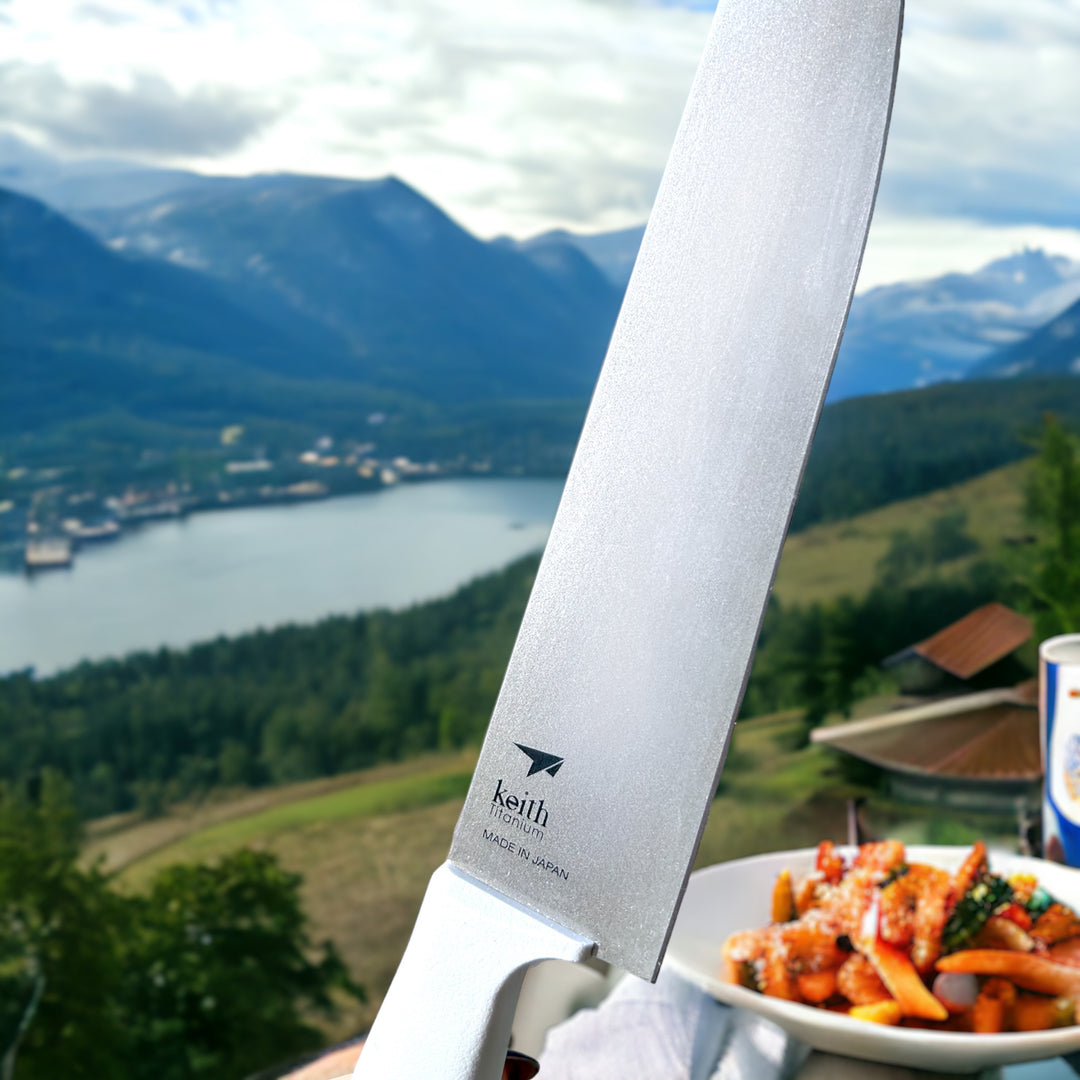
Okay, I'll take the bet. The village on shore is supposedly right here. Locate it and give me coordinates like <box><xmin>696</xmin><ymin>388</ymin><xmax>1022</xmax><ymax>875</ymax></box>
<box><xmin>1</xmin><ymin>426</ymin><xmax>505</xmax><ymax>574</ymax></box>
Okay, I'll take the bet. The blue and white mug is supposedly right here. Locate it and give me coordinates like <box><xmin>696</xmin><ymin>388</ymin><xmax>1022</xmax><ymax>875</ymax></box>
<box><xmin>1041</xmin><ymin>634</ymin><xmax>1080</xmax><ymax>865</ymax></box>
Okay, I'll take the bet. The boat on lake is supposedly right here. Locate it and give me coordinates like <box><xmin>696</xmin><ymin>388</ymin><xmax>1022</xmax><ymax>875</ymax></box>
<box><xmin>24</xmin><ymin>538</ymin><xmax>74</xmax><ymax>571</ymax></box>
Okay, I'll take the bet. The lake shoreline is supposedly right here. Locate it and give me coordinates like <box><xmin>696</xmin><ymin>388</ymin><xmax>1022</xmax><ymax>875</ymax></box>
<box><xmin>3</xmin><ymin>469</ymin><xmax>568</xmax><ymax>577</ymax></box>
<box><xmin>0</xmin><ymin>476</ymin><xmax>564</xmax><ymax>678</ymax></box>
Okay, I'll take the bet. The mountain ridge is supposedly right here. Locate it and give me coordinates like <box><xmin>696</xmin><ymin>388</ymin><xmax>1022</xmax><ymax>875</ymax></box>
<box><xmin>7</xmin><ymin>134</ymin><xmax>1080</xmax><ymax>406</ymax></box>
<box><xmin>0</xmin><ymin>177</ymin><xmax>620</xmax><ymax>449</ymax></box>
<box><xmin>84</xmin><ymin>173</ymin><xmax>621</xmax><ymax>404</ymax></box>
<box><xmin>830</xmin><ymin>248</ymin><xmax>1080</xmax><ymax>400</ymax></box>
<box><xmin>513</xmin><ymin>224</ymin><xmax>1080</xmax><ymax>401</ymax></box>
<box><xmin>967</xmin><ymin>294</ymin><xmax>1080</xmax><ymax>381</ymax></box>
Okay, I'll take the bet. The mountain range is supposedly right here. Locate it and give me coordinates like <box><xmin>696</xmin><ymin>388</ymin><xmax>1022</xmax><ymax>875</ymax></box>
<box><xmin>500</xmin><ymin>225</ymin><xmax>646</xmax><ymax>290</ymax></box>
<box><xmin>833</xmin><ymin>249</ymin><xmax>1080</xmax><ymax>399</ymax></box>
<box><xmin>0</xmin><ymin>180</ymin><xmax>619</xmax><ymax>449</ymax></box>
<box><xmin>968</xmin><ymin>293</ymin><xmax>1080</xmax><ymax>381</ymax></box>
<box><xmin>549</xmin><ymin>227</ymin><xmax>1080</xmax><ymax>399</ymax></box>
<box><xmin>512</xmin><ymin>223</ymin><xmax>1080</xmax><ymax>401</ymax></box>
<box><xmin>1</xmin><ymin>185</ymin><xmax>388</xmax><ymax>443</ymax></box>
<box><xmin>80</xmin><ymin>175</ymin><xmax>619</xmax><ymax>405</ymax></box>
<box><xmin>3</xmin><ymin>134</ymin><xmax>1080</xmax><ymax>460</ymax></box>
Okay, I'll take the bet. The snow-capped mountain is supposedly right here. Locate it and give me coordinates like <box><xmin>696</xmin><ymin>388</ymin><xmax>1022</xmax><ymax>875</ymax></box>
<box><xmin>523</xmin><ymin>219</ymin><xmax>1080</xmax><ymax>402</ymax></box>
<box><xmin>828</xmin><ymin>249</ymin><xmax>1080</xmax><ymax>400</ymax></box>
<box><xmin>968</xmin><ymin>295</ymin><xmax>1080</xmax><ymax>381</ymax></box>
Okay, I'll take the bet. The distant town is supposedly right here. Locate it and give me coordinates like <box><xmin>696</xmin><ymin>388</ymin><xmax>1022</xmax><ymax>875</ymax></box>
<box><xmin>0</xmin><ymin>423</ymin><xmax>505</xmax><ymax>574</ymax></box>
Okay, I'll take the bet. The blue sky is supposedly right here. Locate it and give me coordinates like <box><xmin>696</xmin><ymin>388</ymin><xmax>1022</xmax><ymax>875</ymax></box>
<box><xmin>1</xmin><ymin>0</ymin><xmax>1078</xmax><ymax>287</ymax></box>
<box><xmin>653</xmin><ymin>0</ymin><xmax>718</xmax><ymax>9</ymax></box>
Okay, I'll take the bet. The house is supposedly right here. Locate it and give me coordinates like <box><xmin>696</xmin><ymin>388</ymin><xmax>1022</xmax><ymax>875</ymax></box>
<box><xmin>882</xmin><ymin>602</ymin><xmax>1033</xmax><ymax>695</ymax></box>
<box><xmin>812</xmin><ymin>680</ymin><xmax>1040</xmax><ymax>814</ymax></box>
<box><xmin>813</xmin><ymin>602</ymin><xmax>1041</xmax><ymax>830</ymax></box>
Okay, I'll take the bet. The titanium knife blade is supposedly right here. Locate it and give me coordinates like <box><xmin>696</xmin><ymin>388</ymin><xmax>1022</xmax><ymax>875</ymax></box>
<box><xmin>355</xmin><ymin>2</ymin><xmax>902</xmax><ymax>1076</ymax></box>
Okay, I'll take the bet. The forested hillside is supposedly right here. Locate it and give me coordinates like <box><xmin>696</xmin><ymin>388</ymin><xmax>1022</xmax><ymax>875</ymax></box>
<box><xmin>3</xmin><ymin>416</ymin><xmax>1077</xmax><ymax>823</ymax></box>
<box><xmin>0</xmin><ymin>547</ymin><xmax>1014</xmax><ymax>821</ymax></box>
<box><xmin>0</xmin><ymin>541</ymin><xmax>1021</xmax><ymax>820</ymax></box>
<box><xmin>793</xmin><ymin>376</ymin><xmax>1080</xmax><ymax>528</ymax></box>
<box><xmin>0</xmin><ymin>558</ymin><xmax>537</xmax><ymax>818</ymax></box>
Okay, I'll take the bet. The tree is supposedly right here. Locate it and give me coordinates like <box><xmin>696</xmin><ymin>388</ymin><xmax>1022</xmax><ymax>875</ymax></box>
<box><xmin>876</xmin><ymin>528</ymin><xmax>924</xmax><ymax>588</ymax></box>
<box><xmin>1022</xmin><ymin>415</ymin><xmax>1080</xmax><ymax>639</ymax></box>
<box><xmin>119</xmin><ymin>851</ymin><xmax>362</xmax><ymax>1080</ymax></box>
<box><xmin>927</xmin><ymin>508</ymin><xmax>978</xmax><ymax>563</ymax></box>
<box><xmin>0</xmin><ymin>774</ymin><xmax>126</xmax><ymax>1080</ymax></box>
<box><xmin>0</xmin><ymin>780</ymin><xmax>362</xmax><ymax>1080</ymax></box>
<box><xmin>876</xmin><ymin>509</ymin><xmax>978</xmax><ymax>588</ymax></box>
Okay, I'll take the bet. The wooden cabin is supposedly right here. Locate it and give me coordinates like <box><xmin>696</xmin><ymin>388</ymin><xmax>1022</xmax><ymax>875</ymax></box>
<box><xmin>812</xmin><ymin>681</ymin><xmax>1040</xmax><ymax>814</ymax></box>
<box><xmin>882</xmin><ymin>602</ymin><xmax>1033</xmax><ymax>695</ymax></box>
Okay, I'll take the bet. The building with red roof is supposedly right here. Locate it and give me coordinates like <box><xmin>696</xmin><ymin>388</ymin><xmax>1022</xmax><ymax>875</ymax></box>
<box><xmin>883</xmin><ymin>602</ymin><xmax>1033</xmax><ymax>694</ymax></box>
<box><xmin>815</xmin><ymin>603</ymin><xmax>1039</xmax><ymax>820</ymax></box>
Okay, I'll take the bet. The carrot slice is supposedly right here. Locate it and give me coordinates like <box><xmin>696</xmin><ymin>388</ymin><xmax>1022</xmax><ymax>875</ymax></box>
<box><xmin>937</xmin><ymin>950</ymin><xmax>1080</xmax><ymax>997</ymax></box>
<box><xmin>1050</xmin><ymin>937</ymin><xmax>1080</xmax><ymax>969</ymax></box>
<box><xmin>973</xmin><ymin>997</ymin><xmax>1006</xmax><ymax>1034</ymax></box>
<box><xmin>863</xmin><ymin>940</ymin><xmax>948</xmax><ymax>1021</ymax></box>
<box><xmin>850</xmin><ymin>1000</ymin><xmax>903</xmax><ymax>1026</ymax></box>
<box><xmin>1010</xmin><ymin>993</ymin><xmax>1076</xmax><ymax>1032</ymax></box>
<box><xmin>797</xmin><ymin>969</ymin><xmax>837</xmax><ymax>1004</ymax></box>
<box><xmin>772</xmin><ymin>869</ymin><xmax>796</xmax><ymax>924</ymax></box>
<box><xmin>971</xmin><ymin>978</ymin><xmax>1016</xmax><ymax>1034</ymax></box>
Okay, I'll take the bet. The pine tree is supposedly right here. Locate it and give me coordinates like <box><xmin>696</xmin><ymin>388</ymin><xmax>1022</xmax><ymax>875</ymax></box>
<box><xmin>1022</xmin><ymin>415</ymin><xmax>1080</xmax><ymax>639</ymax></box>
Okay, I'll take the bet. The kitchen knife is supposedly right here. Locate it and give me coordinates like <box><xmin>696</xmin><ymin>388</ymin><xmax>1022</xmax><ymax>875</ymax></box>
<box><xmin>355</xmin><ymin>2</ymin><xmax>902</xmax><ymax>1077</ymax></box>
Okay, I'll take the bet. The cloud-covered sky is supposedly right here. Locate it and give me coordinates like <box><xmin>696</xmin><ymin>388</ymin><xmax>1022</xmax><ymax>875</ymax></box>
<box><xmin>2</xmin><ymin>0</ymin><xmax>1079</xmax><ymax>287</ymax></box>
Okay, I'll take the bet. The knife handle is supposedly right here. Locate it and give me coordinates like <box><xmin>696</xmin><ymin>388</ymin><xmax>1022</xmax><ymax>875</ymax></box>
<box><xmin>353</xmin><ymin>862</ymin><xmax>594</xmax><ymax>1080</ymax></box>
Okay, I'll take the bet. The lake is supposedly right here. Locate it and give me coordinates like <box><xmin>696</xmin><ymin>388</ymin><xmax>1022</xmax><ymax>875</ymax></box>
<box><xmin>0</xmin><ymin>477</ymin><xmax>564</xmax><ymax>677</ymax></box>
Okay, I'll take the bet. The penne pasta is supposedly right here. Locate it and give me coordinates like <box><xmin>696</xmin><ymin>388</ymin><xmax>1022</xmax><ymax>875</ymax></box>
<box><xmin>720</xmin><ymin>841</ymin><xmax>1080</xmax><ymax>1033</ymax></box>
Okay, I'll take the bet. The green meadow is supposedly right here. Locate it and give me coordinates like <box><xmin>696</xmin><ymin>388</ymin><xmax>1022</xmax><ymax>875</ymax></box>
<box><xmin>774</xmin><ymin>459</ymin><xmax>1029</xmax><ymax>606</ymax></box>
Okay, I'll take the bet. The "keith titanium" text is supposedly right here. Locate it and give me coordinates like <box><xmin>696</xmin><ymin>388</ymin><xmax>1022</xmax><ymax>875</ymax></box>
<box><xmin>489</xmin><ymin>779</ymin><xmax>548</xmax><ymax>839</ymax></box>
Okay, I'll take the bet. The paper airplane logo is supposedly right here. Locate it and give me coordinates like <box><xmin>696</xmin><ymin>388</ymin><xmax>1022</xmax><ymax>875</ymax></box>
<box><xmin>515</xmin><ymin>743</ymin><xmax>564</xmax><ymax>777</ymax></box>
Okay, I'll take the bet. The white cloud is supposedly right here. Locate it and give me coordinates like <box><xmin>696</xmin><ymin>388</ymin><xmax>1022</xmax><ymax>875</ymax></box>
<box><xmin>859</xmin><ymin>217</ymin><xmax>1080</xmax><ymax>292</ymax></box>
<box><xmin>0</xmin><ymin>0</ymin><xmax>1077</xmax><ymax>279</ymax></box>
<box><xmin>0</xmin><ymin>0</ymin><xmax>707</xmax><ymax>235</ymax></box>
<box><xmin>880</xmin><ymin>0</ymin><xmax>1080</xmax><ymax>224</ymax></box>
<box><xmin>0</xmin><ymin>63</ymin><xmax>284</xmax><ymax>155</ymax></box>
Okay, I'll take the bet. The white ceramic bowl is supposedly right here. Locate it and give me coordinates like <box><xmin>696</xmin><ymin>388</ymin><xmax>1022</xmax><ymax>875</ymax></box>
<box><xmin>665</xmin><ymin>846</ymin><xmax>1080</xmax><ymax>1073</ymax></box>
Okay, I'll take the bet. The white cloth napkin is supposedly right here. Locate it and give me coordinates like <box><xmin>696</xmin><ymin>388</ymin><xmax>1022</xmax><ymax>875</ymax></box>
<box><xmin>538</xmin><ymin>966</ymin><xmax>809</xmax><ymax>1080</ymax></box>
<box><xmin>536</xmin><ymin>968</ymin><xmax>1074</xmax><ymax>1080</ymax></box>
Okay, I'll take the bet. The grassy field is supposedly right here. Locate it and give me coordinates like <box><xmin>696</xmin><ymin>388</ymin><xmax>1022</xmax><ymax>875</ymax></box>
<box><xmin>115</xmin><ymin>757</ymin><xmax>476</xmax><ymax>889</ymax></box>
<box><xmin>90</xmin><ymin>718</ymin><xmax>1018</xmax><ymax>1044</ymax></box>
<box><xmin>97</xmin><ymin>754</ymin><xmax>478</xmax><ymax>1038</ymax></box>
<box><xmin>83</xmin><ymin>751</ymin><xmax>478</xmax><ymax>875</ymax></box>
<box><xmin>774</xmin><ymin>458</ymin><xmax>1030</xmax><ymax>606</ymax></box>
<box><xmin>90</xmin><ymin>715</ymin><xmax>860</xmax><ymax>1040</ymax></box>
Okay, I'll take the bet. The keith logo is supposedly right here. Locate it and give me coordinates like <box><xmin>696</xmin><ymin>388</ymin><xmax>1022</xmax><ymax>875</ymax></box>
<box><xmin>515</xmin><ymin>743</ymin><xmax>564</xmax><ymax>777</ymax></box>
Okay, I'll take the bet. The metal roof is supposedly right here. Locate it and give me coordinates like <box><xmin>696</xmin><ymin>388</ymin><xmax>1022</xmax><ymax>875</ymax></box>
<box><xmin>816</xmin><ymin>701</ymin><xmax>1040</xmax><ymax>783</ymax></box>
<box><xmin>909</xmin><ymin>602</ymin><xmax>1032</xmax><ymax>680</ymax></box>
<box><xmin>812</xmin><ymin>679</ymin><xmax>1041</xmax><ymax>783</ymax></box>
